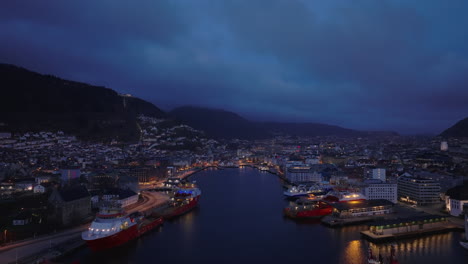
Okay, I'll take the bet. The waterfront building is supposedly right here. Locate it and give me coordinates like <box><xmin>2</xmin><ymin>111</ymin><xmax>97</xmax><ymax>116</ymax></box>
<box><xmin>445</xmin><ymin>182</ymin><xmax>468</xmax><ymax>216</ymax></box>
<box><xmin>102</xmin><ymin>188</ymin><xmax>139</xmax><ymax>208</ymax></box>
<box><xmin>330</xmin><ymin>199</ymin><xmax>394</xmax><ymax>219</ymax></box>
<box><xmin>397</xmin><ymin>174</ymin><xmax>440</xmax><ymax>205</ymax></box>
<box><xmin>286</xmin><ymin>166</ymin><xmax>322</xmax><ymax>183</ymax></box>
<box><xmin>368</xmin><ymin>215</ymin><xmax>448</xmax><ymax>236</ymax></box>
<box><xmin>363</xmin><ymin>183</ymin><xmax>398</xmax><ymax>203</ymax></box>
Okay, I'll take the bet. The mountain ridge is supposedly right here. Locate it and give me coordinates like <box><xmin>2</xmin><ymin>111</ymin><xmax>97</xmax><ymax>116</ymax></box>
<box><xmin>0</xmin><ymin>63</ymin><xmax>165</xmax><ymax>142</ymax></box>
<box><xmin>170</xmin><ymin>106</ymin><xmax>399</xmax><ymax>139</ymax></box>
<box><xmin>440</xmin><ymin>117</ymin><xmax>468</xmax><ymax>138</ymax></box>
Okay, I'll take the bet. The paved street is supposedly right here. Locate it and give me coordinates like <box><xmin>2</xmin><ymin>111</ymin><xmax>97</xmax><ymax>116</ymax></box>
<box><xmin>0</xmin><ymin>191</ymin><xmax>169</xmax><ymax>263</ymax></box>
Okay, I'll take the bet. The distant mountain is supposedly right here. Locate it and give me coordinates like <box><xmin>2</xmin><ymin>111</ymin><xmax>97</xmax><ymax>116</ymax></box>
<box><xmin>169</xmin><ymin>106</ymin><xmax>267</xmax><ymax>139</ymax></box>
<box><xmin>0</xmin><ymin>63</ymin><xmax>165</xmax><ymax>142</ymax></box>
<box><xmin>262</xmin><ymin>122</ymin><xmax>362</xmax><ymax>137</ymax></box>
<box><xmin>440</xmin><ymin>117</ymin><xmax>468</xmax><ymax>138</ymax></box>
<box><xmin>170</xmin><ymin>106</ymin><xmax>397</xmax><ymax>139</ymax></box>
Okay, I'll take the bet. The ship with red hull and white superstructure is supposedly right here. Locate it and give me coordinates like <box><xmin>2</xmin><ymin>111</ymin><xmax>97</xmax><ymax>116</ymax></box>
<box><xmin>157</xmin><ymin>182</ymin><xmax>201</xmax><ymax>219</ymax></box>
<box><xmin>82</xmin><ymin>204</ymin><xmax>163</xmax><ymax>252</ymax></box>
<box><xmin>284</xmin><ymin>190</ymin><xmax>367</xmax><ymax>219</ymax></box>
<box><xmin>284</xmin><ymin>197</ymin><xmax>332</xmax><ymax>218</ymax></box>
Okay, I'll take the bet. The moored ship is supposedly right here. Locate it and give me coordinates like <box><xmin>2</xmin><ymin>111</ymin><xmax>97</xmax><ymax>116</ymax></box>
<box><xmin>283</xmin><ymin>184</ymin><xmax>329</xmax><ymax>198</ymax></box>
<box><xmin>82</xmin><ymin>204</ymin><xmax>163</xmax><ymax>252</ymax></box>
<box><xmin>157</xmin><ymin>182</ymin><xmax>201</xmax><ymax>219</ymax></box>
<box><xmin>284</xmin><ymin>196</ymin><xmax>333</xmax><ymax>218</ymax></box>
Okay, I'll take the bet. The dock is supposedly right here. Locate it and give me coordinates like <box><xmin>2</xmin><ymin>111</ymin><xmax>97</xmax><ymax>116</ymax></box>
<box><xmin>361</xmin><ymin>224</ymin><xmax>462</xmax><ymax>243</ymax></box>
<box><xmin>359</xmin><ymin>214</ymin><xmax>464</xmax><ymax>243</ymax></box>
<box><xmin>321</xmin><ymin>215</ymin><xmax>384</xmax><ymax>227</ymax></box>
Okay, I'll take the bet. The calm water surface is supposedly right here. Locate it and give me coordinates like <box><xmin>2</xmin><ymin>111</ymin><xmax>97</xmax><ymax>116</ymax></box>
<box><xmin>67</xmin><ymin>168</ymin><xmax>468</xmax><ymax>264</ymax></box>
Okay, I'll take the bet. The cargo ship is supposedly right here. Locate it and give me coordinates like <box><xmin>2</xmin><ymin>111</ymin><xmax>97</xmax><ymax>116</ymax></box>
<box><xmin>157</xmin><ymin>182</ymin><xmax>201</xmax><ymax>219</ymax></box>
<box><xmin>82</xmin><ymin>204</ymin><xmax>163</xmax><ymax>252</ymax></box>
<box><xmin>284</xmin><ymin>196</ymin><xmax>332</xmax><ymax>218</ymax></box>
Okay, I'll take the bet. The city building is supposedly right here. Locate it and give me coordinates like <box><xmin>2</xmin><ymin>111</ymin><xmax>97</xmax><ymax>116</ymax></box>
<box><xmin>397</xmin><ymin>174</ymin><xmax>441</xmax><ymax>205</ymax></box>
<box><xmin>33</xmin><ymin>184</ymin><xmax>46</xmax><ymax>193</ymax></box>
<box><xmin>60</xmin><ymin>168</ymin><xmax>81</xmax><ymax>186</ymax></box>
<box><xmin>330</xmin><ymin>199</ymin><xmax>394</xmax><ymax>219</ymax></box>
<box><xmin>102</xmin><ymin>188</ymin><xmax>139</xmax><ymax>208</ymax></box>
<box><xmin>372</xmin><ymin>168</ymin><xmax>386</xmax><ymax>182</ymax></box>
<box><xmin>363</xmin><ymin>183</ymin><xmax>398</xmax><ymax>203</ymax></box>
<box><xmin>286</xmin><ymin>166</ymin><xmax>322</xmax><ymax>183</ymax></box>
<box><xmin>48</xmin><ymin>185</ymin><xmax>91</xmax><ymax>226</ymax></box>
<box><xmin>440</xmin><ymin>141</ymin><xmax>448</xmax><ymax>152</ymax></box>
<box><xmin>445</xmin><ymin>182</ymin><xmax>468</xmax><ymax>216</ymax></box>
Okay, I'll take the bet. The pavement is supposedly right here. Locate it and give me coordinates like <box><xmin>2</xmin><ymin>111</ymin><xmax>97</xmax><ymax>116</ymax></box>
<box><xmin>0</xmin><ymin>191</ymin><xmax>169</xmax><ymax>263</ymax></box>
<box><xmin>0</xmin><ymin>227</ymin><xmax>84</xmax><ymax>264</ymax></box>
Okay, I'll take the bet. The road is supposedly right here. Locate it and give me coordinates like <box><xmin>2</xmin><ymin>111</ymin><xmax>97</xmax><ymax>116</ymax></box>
<box><xmin>0</xmin><ymin>191</ymin><xmax>169</xmax><ymax>263</ymax></box>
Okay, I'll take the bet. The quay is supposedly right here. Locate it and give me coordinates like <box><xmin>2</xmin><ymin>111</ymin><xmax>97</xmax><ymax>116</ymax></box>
<box><xmin>0</xmin><ymin>191</ymin><xmax>169</xmax><ymax>264</ymax></box>
<box><xmin>360</xmin><ymin>215</ymin><xmax>464</xmax><ymax>243</ymax></box>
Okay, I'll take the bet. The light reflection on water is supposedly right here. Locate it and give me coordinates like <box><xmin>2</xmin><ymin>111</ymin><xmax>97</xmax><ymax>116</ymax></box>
<box><xmin>64</xmin><ymin>168</ymin><xmax>468</xmax><ymax>264</ymax></box>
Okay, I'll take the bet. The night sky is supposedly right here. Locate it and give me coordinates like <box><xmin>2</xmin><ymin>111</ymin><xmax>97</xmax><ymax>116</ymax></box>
<box><xmin>1</xmin><ymin>1</ymin><xmax>468</xmax><ymax>134</ymax></box>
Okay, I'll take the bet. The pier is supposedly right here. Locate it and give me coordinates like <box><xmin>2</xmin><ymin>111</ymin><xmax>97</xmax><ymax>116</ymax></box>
<box><xmin>360</xmin><ymin>215</ymin><xmax>464</xmax><ymax>243</ymax></box>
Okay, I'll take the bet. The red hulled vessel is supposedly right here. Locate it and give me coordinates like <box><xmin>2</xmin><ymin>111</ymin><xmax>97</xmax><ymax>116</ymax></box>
<box><xmin>284</xmin><ymin>196</ymin><xmax>333</xmax><ymax>218</ymax></box>
<box><xmin>284</xmin><ymin>190</ymin><xmax>367</xmax><ymax>219</ymax></box>
<box><xmin>158</xmin><ymin>182</ymin><xmax>201</xmax><ymax>219</ymax></box>
<box><xmin>82</xmin><ymin>204</ymin><xmax>163</xmax><ymax>252</ymax></box>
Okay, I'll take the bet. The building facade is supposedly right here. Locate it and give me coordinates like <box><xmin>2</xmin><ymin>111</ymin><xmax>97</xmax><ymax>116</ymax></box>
<box><xmin>445</xmin><ymin>183</ymin><xmax>468</xmax><ymax>216</ymax></box>
<box><xmin>363</xmin><ymin>183</ymin><xmax>397</xmax><ymax>203</ymax></box>
<box><xmin>397</xmin><ymin>175</ymin><xmax>440</xmax><ymax>205</ymax></box>
<box><xmin>286</xmin><ymin>166</ymin><xmax>322</xmax><ymax>183</ymax></box>
<box><xmin>48</xmin><ymin>185</ymin><xmax>91</xmax><ymax>226</ymax></box>
<box><xmin>372</xmin><ymin>168</ymin><xmax>386</xmax><ymax>182</ymax></box>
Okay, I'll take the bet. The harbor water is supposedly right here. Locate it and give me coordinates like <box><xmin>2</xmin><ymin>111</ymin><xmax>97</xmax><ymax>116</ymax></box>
<box><xmin>65</xmin><ymin>167</ymin><xmax>468</xmax><ymax>264</ymax></box>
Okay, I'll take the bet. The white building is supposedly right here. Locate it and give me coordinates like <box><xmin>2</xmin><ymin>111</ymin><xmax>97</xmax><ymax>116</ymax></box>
<box><xmin>363</xmin><ymin>183</ymin><xmax>397</xmax><ymax>203</ymax></box>
<box><xmin>372</xmin><ymin>168</ymin><xmax>386</xmax><ymax>182</ymax></box>
<box><xmin>102</xmin><ymin>188</ymin><xmax>139</xmax><ymax>208</ymax></box>
<box><xmin>445</xmin><ymin>183</ymin><xmax>468</xmax><ymax>216</ymax></box>
<box><xmin>33</xmin><ymin>184</ymin><xmax>46</xmax><ymax>193</ymax></box>
<box><xmin>440</xmin><ymin>141</ymin><xmax>448</xmax><ymax>152</ymax></box>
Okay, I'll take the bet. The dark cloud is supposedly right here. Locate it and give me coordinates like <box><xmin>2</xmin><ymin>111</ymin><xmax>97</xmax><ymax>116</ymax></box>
<box><xmin>1</xmin><ymin>0</ymin><xmax>467</xmax><ymax>134</ymax></box>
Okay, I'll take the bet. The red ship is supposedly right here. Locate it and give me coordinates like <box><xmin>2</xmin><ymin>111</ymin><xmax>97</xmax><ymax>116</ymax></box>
<box><xmin>82</xmin><ymin>205</ymin><xmax>163</xmax><ymax>252</ymax></box>
<box><xmin>284</xmin><ymin>190</ymin><xmax>367</xmax><ymax>219</ymax></box>
<box><xmin>158</xmin><ymin>182</ymin><xmax>201</xmax><ymax>219</ymax></box>
<box><xmin>284</xmin><ymin>197</ymin><xmax>333</xmax><ymax>218</ymax></box>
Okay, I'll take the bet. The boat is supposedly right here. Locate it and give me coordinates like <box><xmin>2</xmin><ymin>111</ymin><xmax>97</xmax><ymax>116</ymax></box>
<box><xmin>259</xmin><ymin>166</ymin><xmax>269</xmax><ymax>171</ymax></box>
<box><xmin>157</xmin><ymin>182</ymin><xmax>201</xmax><ymax>219</ymax></box>
<box><xmin>322</xmin><ymin>190</ymin><xmax>367</xmax><ymax>203</ymax></box>
<box><xmin>367</xmin><ymin>245</ymin><xmax>399</xmax><ymax>264</ymax></box>
<box><xmin>284</xmin><ymin>196</ymin><xmax>332</xmax><ymax>218</ymax></box>
<box><xmin>283</xmin><ymin>184</ymin><xmax>328</xmax><ymax>198</ymax></box>
<box><xmin>82</xmin><ymin>204</ymin><xmax>163</xmax><ymax>252</ymax></box>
